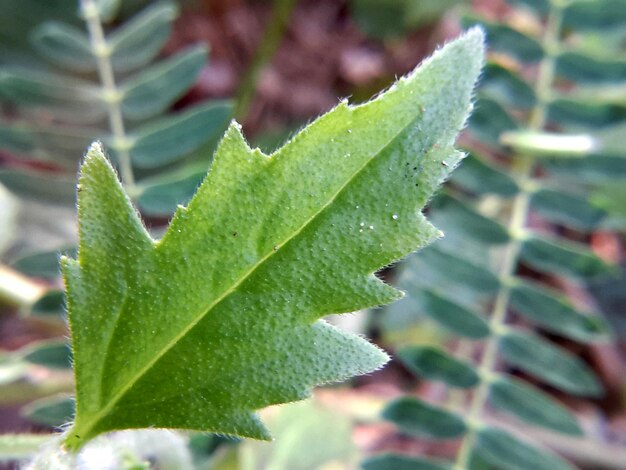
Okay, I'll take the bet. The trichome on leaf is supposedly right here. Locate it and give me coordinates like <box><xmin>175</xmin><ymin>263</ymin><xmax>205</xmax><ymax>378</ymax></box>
<box><xmin>62</xmin><ymin>28</ymin><xmax>484</xmax><ymax>451</ymax></box>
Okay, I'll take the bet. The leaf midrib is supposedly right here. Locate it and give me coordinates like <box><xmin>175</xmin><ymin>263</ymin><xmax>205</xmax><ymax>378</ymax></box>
<box><xmin>79</xmin><ymin>109</ymin><xmax>421</xmax><ymax>436</ymax></box>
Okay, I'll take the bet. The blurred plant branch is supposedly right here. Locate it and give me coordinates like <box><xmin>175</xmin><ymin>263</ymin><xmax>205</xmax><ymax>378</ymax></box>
<box><xmin>234</xmin><ymin>0</ymin><xmax>297</xmax><ymax>121</ymax></box>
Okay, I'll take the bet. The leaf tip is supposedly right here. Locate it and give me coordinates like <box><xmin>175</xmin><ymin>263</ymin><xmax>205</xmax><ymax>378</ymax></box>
<box><xmin>85</xmin><ymin>140</ymin><xmax>105</xmax><ymax>159</ymax></box>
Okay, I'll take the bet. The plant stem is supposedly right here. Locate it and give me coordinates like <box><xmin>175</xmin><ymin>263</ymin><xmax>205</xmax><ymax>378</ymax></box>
<box><xmin>80</xmin><ymin>0</ymin><xmax>135</xmax><ymax>193</ymax></box>
<box><xmin>234</xmin><ymin>0</ymin><xmax>297</xmax><ymax>121</ymax></box>
<box><xmin>0</xmin><ymin>265</ymin><xmax>45</xmax><ymax>308</ymax></box>
<box><xmin>454</xmin><ymin>4</ymin><xmax>564</xmax><ymax>468</ymax></box>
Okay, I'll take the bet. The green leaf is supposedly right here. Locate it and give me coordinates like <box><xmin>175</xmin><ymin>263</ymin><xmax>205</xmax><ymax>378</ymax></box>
<box><xmin>591</xmin><ymin>180</ymin><xmax>626</xmax><ymax>221</ymax></box>
<box><xmin>531</xmin><ymin>188</ymin><xmax>606</xmax><ymax>230</ymax></box>
<box><xmin>63</xmin><ymin>30</ymin><xmax>484</xmax><ymax>450</ymax></box>
<box><xmin>500</xmin><ymin>330</ymin><xmax>603</xmax><ymax>396</ymax></box>
<box><xmin>0</xmin><ymin>168</ymin><xmax>76</xmax><ymax>205</ymax></box>
<box><xmin>549</xmin><ymin>98</ymin><xmax>626</xmax><ymax>129</ymax></box>
<box><xmin>362</xmin><ymin>454</ymin><xmax>452</xmax><ymax>470</ymax></box>
<box><xmin>469</xmin><ymin>97</ymin><xmax>518</xmax><ymax>145</ymax></box>
<box><xmin>30</xmin><ymin>21</ymin><xmax>94</xmax><ymax>72</ymax></box>
<box><xmin>108</xmin><ymin>1</ymin><xmax>179</xmax><ymax>72</ymax></box>
<box><xmin>23</xmin><ymin>396</ymin><xmax>75</xmax><ymax>428</ymax></box>
<box><xmin>489</xmin><ymin>376</ymin><xmax>583</xmax><ymax>435</ymax></box>
<box><xmin>563</xmin><ymin>0</ymin><xmax>626</xmax><ymax>31</ymax></box>
<box><xmin>562</xmin><ymin>83</ymin><xmax>626</xmax><ymax>108</ymax></box>
<box><xmin>507</xmin><ymin>0</ymin><xmax>548</xmax><ymax>15</ymax></box>
<box><xmin>137</xmin><ymin>170</ymin><xmax>205</xmax><ymax>217</ymax></box>
<box><xmin>451</xmin><ymin>153</ymin><xmax>519</xmax><ymax>196</ymax></box>
<box><xmin>413</xmin><ymin>289</ymin><xmax>491</xmax><ymax>339</ymax></box>
<box><xmin>117</xmin><ymin>101</ymin><xmax>231</xmax><ymax>168</ymax></box>
<box><xmin>20</xmin><ymin>340</ymin><xmax>72</xmax><ymax>369</ymax></box>
<box><xmin>398</xmin><ymin>346</ymin><xmax>479</xmax><ymax>388</ymax></box>
<box><xmin>382</xmin><ymin>397</ymin><xmax>466</xmax><ymax>439</ymax></box>
<box><xmin>476</xmin><ymin>427</ymin><xmax>574</xmax><ymax>470</ymax></box>
<box><xmin>521</xmin><ymin>235</ymin><xmax>614</xmax><ymax>278</ymax></box>
<box><xmin>556</xmin><ymin>52</ymin><xmax>626</xmax><ymax>84</ymax></box>
<box><xmin>462</xmin><ymin>15</ymin><xmax>543</xmax><ymax>62</ymax></box>
<box><xmin>415</xmin><ymin>247</ymin><xmax>500</xmax><ymax>294</ymax></box>
<box><xmin>12</xmin><ymin>247</ymin><xmax>76</xmax><ymax>280</ymax></box>
<box><xmin>0</xmin><ymin>122</ymin><xmax>99</xmax><ymax>168</ymax></box>
<box><xmin>430</xmin><ymin>194</ymin><xmax>510</xmax><ymax>245</ymax></box>
<box><xmin>510</xmin><ymin>281</ymin><xmax>609</xmax><ymax>342</ymax></box>
<box><xmin>481</xmin><ymin>62</ymin><xmax>535</xmax><ymax>109</ymax></box>
<box><xmin>0</xmin><ymin>68</ymin><xmax>104</xmax><ymax>123</ymax></box>
<box><xmin>30</xmin><ymin>289</ymin><xmax>66</xmax><ymax>317</ymax></box>
<box><xmin>121</xmin><ymin>45</ymin><xmax>208</xmax><ymax>120</ymax></box>
<box><xmin>546</xmin><ymin>155</ymin><xmax>626</xmax><ymax>183</ymax></box>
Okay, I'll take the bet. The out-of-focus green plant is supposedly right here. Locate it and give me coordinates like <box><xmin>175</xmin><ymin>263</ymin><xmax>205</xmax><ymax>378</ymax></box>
<box><xmin>0</xmin><ymin>0</ymin><xmax>232</xmax><ymax>217</ymax></box>
<box><xmin>365</xmin><ymin>0</ymin><xmax>625</xmax><ymax>469</ymax></box>
<box><xmin>351</xmin><ymin>0</ymin><xmax>466</xmax><ymax>39</ymax></box>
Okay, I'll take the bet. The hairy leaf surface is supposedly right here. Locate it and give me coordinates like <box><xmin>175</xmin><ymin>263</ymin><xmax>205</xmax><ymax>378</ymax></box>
<box><xmin>63</xmin><ymin>30</ymin><xmax>483</xmax><ymax>450</ymax></box>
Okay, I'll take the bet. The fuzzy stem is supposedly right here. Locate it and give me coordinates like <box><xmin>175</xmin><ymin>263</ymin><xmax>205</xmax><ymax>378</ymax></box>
<box><xmin>454</xmin><ymin>4</ymin><xmax>564</xmax><ymax>468</ymax></box>
<box><xmin>80</xmin><ymin>0</ymin><xmax>136</xmax><ymax>193</ymax></box>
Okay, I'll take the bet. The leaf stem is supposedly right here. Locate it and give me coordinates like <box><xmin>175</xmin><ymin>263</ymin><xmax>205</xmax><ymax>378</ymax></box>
<box><xmin>234</xmin><ymin>0</ymin><xmax>297</xmax><ymax>121</ymax></box>
<box><xmin>454</xmin><ymin>5</ymin><xmax>564</xmax><ymax>468</ymax></box>
<box><xmin>80</xmin><ymin>0</ymin><xmax>136</xmax><ymax>193</ymax></box>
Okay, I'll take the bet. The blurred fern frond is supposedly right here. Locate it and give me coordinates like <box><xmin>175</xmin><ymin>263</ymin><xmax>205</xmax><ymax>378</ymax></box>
<box><xmin>366</xmin><ymin>0</ymin><xmax>625</xmax><ymax>468</ymax></box>
<box><xmin>0</xmin><ymin>0</ymin><xmax>232</xmax><ymax>218</ymax></box>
